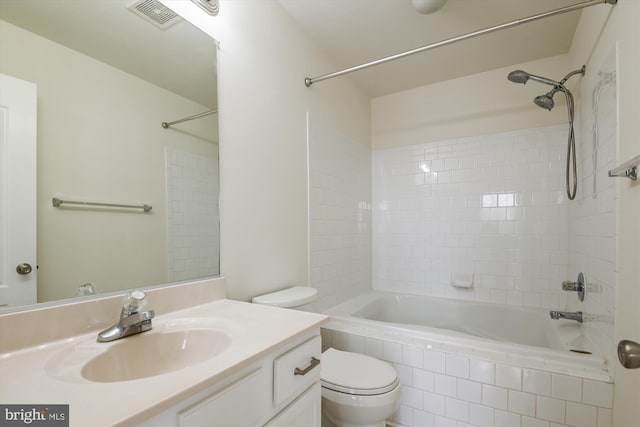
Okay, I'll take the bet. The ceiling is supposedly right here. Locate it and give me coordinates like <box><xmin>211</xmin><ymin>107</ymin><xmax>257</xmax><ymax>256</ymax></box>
<box><xmin>278</xmin><ymin>0</ymin><xmax>584</xmax><ymax>98</ymax></box>
<box><xmin>0</xmin><ymin>0</ymin><xmax>217</xmax><ymax>108</ymax></box>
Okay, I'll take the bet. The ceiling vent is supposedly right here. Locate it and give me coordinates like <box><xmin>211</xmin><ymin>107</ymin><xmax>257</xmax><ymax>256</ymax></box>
<box><xmin>127</xmin><ymin>0</ymin><xmax>182</xmax><ymax>30</ymax></box>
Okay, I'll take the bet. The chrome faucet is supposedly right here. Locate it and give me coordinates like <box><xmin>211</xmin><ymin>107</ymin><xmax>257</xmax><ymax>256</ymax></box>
<box><xmin>549</xmin><ymin>310</ymin><xmax>583</xmax><ymax>323</ymax></box>
<box><xmin>97</xmin><ymin>290</ymin><xmax>155</xmax><ymax>342</ymax></box>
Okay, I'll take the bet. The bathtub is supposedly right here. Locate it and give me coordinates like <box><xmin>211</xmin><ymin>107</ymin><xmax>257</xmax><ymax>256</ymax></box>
<box><xmin>323</xmin><ymin>291</ymin><xmax>609</xmax><ymax>381</ymax></box>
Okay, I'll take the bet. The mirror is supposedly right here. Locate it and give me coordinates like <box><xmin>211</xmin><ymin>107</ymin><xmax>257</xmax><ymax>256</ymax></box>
<box><xmin>0</xmin><ymin>0</ymin><xmax>219</xmax><ymax>310</ymax></box>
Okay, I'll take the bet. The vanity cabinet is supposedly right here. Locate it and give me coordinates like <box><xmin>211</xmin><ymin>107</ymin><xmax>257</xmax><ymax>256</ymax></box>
<box><xmin>136</xmin><ymin>333</ymin><xmax>322</xmax><ymax>427</ymax></box>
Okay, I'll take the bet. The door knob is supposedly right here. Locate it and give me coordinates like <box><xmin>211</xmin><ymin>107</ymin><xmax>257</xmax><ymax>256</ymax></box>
<box><xmin>618</xmin><ymin>340</ymin><xmax>640</xmax><ymax>369</ymax></box>
<box><xmin>15</xmin><ymin>263</ymin><xmax>32</xmax><ymax>275</ymax></box>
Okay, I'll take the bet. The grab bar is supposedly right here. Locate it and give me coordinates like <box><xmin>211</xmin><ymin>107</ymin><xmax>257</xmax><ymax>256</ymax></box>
<box><xmin>52</xmin><ymin>197</ymin><xmax>152</xmax><ymax>212</ymax></box>
<box><xmin>608</xmin><ymin>153</ymin><xmax>640</xmax><ymax>181</ymax></box>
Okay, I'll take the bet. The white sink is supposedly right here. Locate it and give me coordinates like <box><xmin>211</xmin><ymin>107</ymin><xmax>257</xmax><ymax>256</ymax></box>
<box><xmin>81</xmin><ymin>329</ymin><xmax>231</xmax><ymax>382</ymax></box>
<box><xmin>45</xmin><ymin>319</ymin><xmax>233</xmax><ymax>383</ymax></box>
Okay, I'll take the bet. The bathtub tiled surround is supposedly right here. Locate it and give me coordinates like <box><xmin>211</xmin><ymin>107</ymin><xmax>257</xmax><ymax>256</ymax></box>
<box><xmin>308</xmin><ymin>117</ymin><xmax>372</xmax><ymax>312</ymax></box>
<box><xmin>166</xmin><ymin>148</ymin><xmax>220</xmax><ymax>281</ymax></box>
<box><xmin>322</xmin><ymin>328</ymin><xmax>613</xmax><ymax>427</ymax></box>
<box><xmin>372</xmin><ymin>125</ymin><xmax>570</xmax><ymax>310</ymax></box>
<box><xmin>569</xmin><ymin>47</ymin><xmax>617</xmax><ymax>370</ymax></box>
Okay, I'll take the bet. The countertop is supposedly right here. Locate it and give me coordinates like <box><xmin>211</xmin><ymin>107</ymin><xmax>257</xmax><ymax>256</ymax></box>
<box><xmin>0</xmin><ymin>298</ymin><xmax>327</xmax><ymax>426</ymax></box>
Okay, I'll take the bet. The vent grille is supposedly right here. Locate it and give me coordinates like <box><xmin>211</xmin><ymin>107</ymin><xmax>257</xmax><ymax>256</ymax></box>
<box><xmin>128</xmin><ymin>0</ymin><xmax>182</xmax><ymax>30</ymax></box>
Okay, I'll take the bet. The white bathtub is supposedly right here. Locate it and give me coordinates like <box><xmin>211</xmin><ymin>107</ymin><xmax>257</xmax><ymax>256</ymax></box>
<box><xmin>323</xmin><ymin>292</ymin><xmax>609</xmax><ymax>381</ymax></box>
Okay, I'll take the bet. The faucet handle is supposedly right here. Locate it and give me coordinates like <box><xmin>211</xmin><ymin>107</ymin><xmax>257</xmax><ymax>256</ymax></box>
<box><xmin>561</xmin><ymin>272</ymin><xmax>586</xmax><ymax>302</ymax></box>
<box><xmin>122</xmin><ymin>290</ymin><xmax>147</xmax><ymax>314</ymax></box>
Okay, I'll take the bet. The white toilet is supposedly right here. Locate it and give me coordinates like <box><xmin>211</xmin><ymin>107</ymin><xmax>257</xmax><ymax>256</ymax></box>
<box><xmin>252</xmin><ymin>287</ymin><xmax>401</xmax><ymax>427</ymax></box>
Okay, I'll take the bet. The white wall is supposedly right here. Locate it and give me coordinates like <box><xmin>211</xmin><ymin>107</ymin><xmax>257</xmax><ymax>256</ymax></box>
<box><xmin>166</xmin><ymin>1</ymin><xmax>371</xmax><ymax>301</ymax></box>
<box><xmin>372</xmin><ymin>54</ymin><xmax>572</xmax><ymax>150</ymax></box>
<box><xmin>568</xmin><ymin>2</ymin><xmax>640</xmax><ymax>425</ymax></box>
<box><xmin>0</xmin><ymin>20</ymin><xmax>218</xmax><ymax>302</ymax></box>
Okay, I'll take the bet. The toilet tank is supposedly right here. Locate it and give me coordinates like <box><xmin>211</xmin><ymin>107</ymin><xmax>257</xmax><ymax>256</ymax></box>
<box><xmin>251</xmin><ymin>286</ymin><xmax>317</xmax><ymax>310</ymax></box>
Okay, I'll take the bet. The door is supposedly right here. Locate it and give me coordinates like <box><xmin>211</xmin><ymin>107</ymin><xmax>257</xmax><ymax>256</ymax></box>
<box><xmin>0</xmin><ymin>74</ymin><xmax>37</xmax><ymax>308</ymax></box>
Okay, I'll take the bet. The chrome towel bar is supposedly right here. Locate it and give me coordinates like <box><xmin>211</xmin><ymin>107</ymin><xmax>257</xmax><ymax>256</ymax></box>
<box><xmin>52</xmin><ymin>197</ymin><xmax>152</xmax><ymax>212</ymax></box>
<box><xmin>608</xmin><ymin>154</ymin><xmax>640</xmax><ymax>181</ymax></box>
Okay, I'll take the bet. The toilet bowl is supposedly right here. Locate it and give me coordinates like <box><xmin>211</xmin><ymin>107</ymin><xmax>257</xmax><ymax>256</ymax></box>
<box><xmin>320</xmin><ymin>348</ymin><xmax>400</xmax><ymax>427</ymax></box>
<box><xmin>252</xmin><ymin>287</ymin><xmax>401</xmax><ymax>427</ymax></box>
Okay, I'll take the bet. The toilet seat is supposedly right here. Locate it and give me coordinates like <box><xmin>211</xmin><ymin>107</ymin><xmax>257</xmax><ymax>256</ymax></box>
<box><xmin>321</xmin><ymin>348</ymin><xmax>399</xmax><ymax>396</ymax></box>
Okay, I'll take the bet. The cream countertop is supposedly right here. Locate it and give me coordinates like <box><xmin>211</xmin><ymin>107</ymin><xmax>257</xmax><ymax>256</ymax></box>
<box><xmin>0</xmin><ymin>280</ymin><xmax>327</xmax><ymax>426</ymax></box>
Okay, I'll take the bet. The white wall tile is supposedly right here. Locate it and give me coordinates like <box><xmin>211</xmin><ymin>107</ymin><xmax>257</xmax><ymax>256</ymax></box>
<box><xmin>470</xmin><ymin>359</ymin><xmax>495</xmax><ymax>384</ymax></box>
<box><xmin>404</xmin><ymin>344</ymin><xmax>425</xmax><ymax>368</ymax></box>
<box><xmin>424</xmin><ymin>391</ymin><xmax>446</xmax><ymax>416</ymax></box>
<box><xmin>469</xmin><ymin>403</ymin><xmax>494</xmax><ymax>427</ymax></box>
<box><xmin>424</xmin><ymin>349</ymin><xmax>446</xmax><ymax>373</ymax></box>
<box><xmin>446</xmin><ymin>354</ymin><xmax>470</xmax><ymax>378</ymax></box>
<box><xmin>482</xmin><ymin>384</ymin><xmax>508</xmax><ymax>410</ymax></box>
<box><xmin>434</xmin><ymin>415</ymin><xmax>457</xmax><ymax>427</ymax></box>
<box><xmin>509</xmin><ymin>390</ymin><xmax>536</xmax><ymax>416</ymax></box>
<box><xmin>403</xmin><ymin>386</ymin><xmax>425</xmax><ymax>409</ymax></box>
<box><xmin>445</xmin><ymin>397</ymin><xmax>469</xmax><ymax>422</ymax></box>
<box><xmin>522</xmin><ymin>416</ymin><xmax>550</xmax><ymax>427</ymax></box>
<box><xmin>581</xmin><ymin>379</ymin><xmax>613</xmax><ymax>408</ymax></box>
<box><xmin>496</xmin><ymin>364</ymin><xmax>522</xmax><ymax>390</ymax></box>
<box><xmin>551</xmin><ymin>374</ymin><xmax>582</xmax><ymax>402</ymax></box>
<box><xmin>413</xmin><ymin>409</ymin><xmax>435</xmax><ymax>427</ymax></box>
<box><xmin>565</xmin><ymin>402</ymin><xmax>597</xmax><ymax>427</ymax></box>
<box><xmin>457</xmin><ymin>379</ymin><xmax>482</xmax><ymax>404</ymax></box>
<box><xmin>435</xmin><ymin>373</ymin><xmax>458</xmax><ymax>397</ymax></box>
<box><xmin>395</xmin><ymin>363</ymin><xmax>414</xmax><ymax>387</ymax></box>
<box><xmin>495</xmin><ymin>410</ymin><xmax>521</xmax><ymax>427</ymax></box>
<box><xmin>523</xmin><ymin>369</ymin><xmax>552</xmax><ymax>396</ymax></box>
<box><xmin>536</xmin><ymin>396</ymin><xmax>566</xmax><ymax>424</ymax></box>
<box><xmin>414</xmin><ymin>368</ymin><xmax>435</xmax><ymax>392</ymax></box>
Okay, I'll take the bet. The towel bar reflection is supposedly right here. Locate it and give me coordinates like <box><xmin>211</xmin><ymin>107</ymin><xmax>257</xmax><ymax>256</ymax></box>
<box><xmin>608</xmin><ymin>154</ymin><xmax>640</xmax><ymax>181</ymax></box>
<box><xmin>52</xmin><ymin>197</ymin><xmax>152</xmax><ymax>212</ymax></box>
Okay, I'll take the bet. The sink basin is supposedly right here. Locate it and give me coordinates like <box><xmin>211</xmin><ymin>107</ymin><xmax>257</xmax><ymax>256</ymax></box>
<box><xmin>81</xmin><ymin>329</ymin><xmax>231</xmax><ymax>382</ymax></box>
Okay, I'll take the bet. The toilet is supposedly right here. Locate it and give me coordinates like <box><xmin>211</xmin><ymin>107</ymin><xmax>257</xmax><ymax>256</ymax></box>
<box><xmin>252</xmin><ymin>287</ymin><xmax>401</xmax><ymax>427</ymax></box>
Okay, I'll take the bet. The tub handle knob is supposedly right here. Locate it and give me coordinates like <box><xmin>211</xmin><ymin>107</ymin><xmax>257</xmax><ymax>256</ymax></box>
<box><xmin>561</xmin><ymin>272</ymin><xmax>586</xmax><ymax>302</ymax></box>
<box><xmin>294</xmin><ymin>357</ymin><xmax>320</xmax><ymax>376</ymax></box>
<box><xmin>618</xmin><ymin>340</ymin><xmax>640</xmax><ymax>369</ymax></box>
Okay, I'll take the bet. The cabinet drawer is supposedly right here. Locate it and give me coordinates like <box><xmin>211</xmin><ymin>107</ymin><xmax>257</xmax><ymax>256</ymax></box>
<box><xmin>273</xmin><ymin>335</ymin><xmax>321</xmax><ymax>406</ymax></box>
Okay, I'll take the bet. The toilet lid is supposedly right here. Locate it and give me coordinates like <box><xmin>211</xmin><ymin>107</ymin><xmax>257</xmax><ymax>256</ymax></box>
<box><xmin>320</xmin><ymin>348</ymin><xmax>399</xmax><ymax>396</ymax></box>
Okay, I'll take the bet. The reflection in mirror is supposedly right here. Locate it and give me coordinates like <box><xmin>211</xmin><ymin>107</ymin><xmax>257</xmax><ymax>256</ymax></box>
<box><xmin>0</xmin><ymin>0</ymin><xmax>219</xmax><ymax>310</ymax></box>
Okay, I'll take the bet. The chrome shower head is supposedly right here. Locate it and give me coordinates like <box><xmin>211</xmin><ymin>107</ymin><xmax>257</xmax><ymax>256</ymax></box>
<box><xmin>534</xmin><ymin>92</ymin><xmax>555</xmax><ymax>111</ymax></box>
<box><xmin>507</xmin><ymin>70</ymin><xmax>559</xmax><ymax>87</ymax></box>
<box><xmin>507</xmin><ymin>70</ymin><xmax>530</xmax><ymax>84</ymax></box>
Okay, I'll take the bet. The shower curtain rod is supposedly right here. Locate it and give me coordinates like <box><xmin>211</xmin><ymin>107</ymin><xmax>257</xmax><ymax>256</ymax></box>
<box><xmin>304</xmin><ymin>0</ymin><xmax>617</xmax><ymax>88</ymax></box>
<box><xmin>162</xmin><ymin>109</ymin><xmax>217</xmax><ymax>129</ymax></box>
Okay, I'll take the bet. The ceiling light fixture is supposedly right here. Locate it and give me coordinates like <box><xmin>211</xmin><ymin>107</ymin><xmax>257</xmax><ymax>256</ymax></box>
<box><xmin>411</xmin><ymin>0</ymin><xmax>447</xmax><ymax>14</ymax></box>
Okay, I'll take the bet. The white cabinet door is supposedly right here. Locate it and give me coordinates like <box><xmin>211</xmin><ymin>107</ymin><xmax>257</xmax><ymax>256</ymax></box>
<box><xmin>265</xmin><ymin>383</ymin><xmax>321</xmax><ymax>427</ymax></box>
<box><xmin>0</xmin><ymin>74</ymin><xmax>37</xmax><ymax>308</ymax></box>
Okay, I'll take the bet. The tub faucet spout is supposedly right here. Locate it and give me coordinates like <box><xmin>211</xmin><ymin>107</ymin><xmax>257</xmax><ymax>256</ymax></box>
<box><xmin>549</xmin><ymin>310</ymin><xmax>583</xmax><ymax>323</ymax></box>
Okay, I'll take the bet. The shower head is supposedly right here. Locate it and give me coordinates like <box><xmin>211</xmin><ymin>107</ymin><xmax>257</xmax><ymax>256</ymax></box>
<box><xmin>534</xmin><ymin>92</ymin><xmax>555</xmax><ymax>111</ymax></box>
<box><xmin>509</xmin><ymin>66</ymin><xmax>585</xmax><ymax>111</ymax></box>
<box><xmin>507</xmin><ymin>70</ymin><xmax>560</xmax><ymax>87</ymax></box>
<box><xmin>507</xmin><ymin>70</ymin><xmax>531</xmax><ymax>84</ymax></box>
